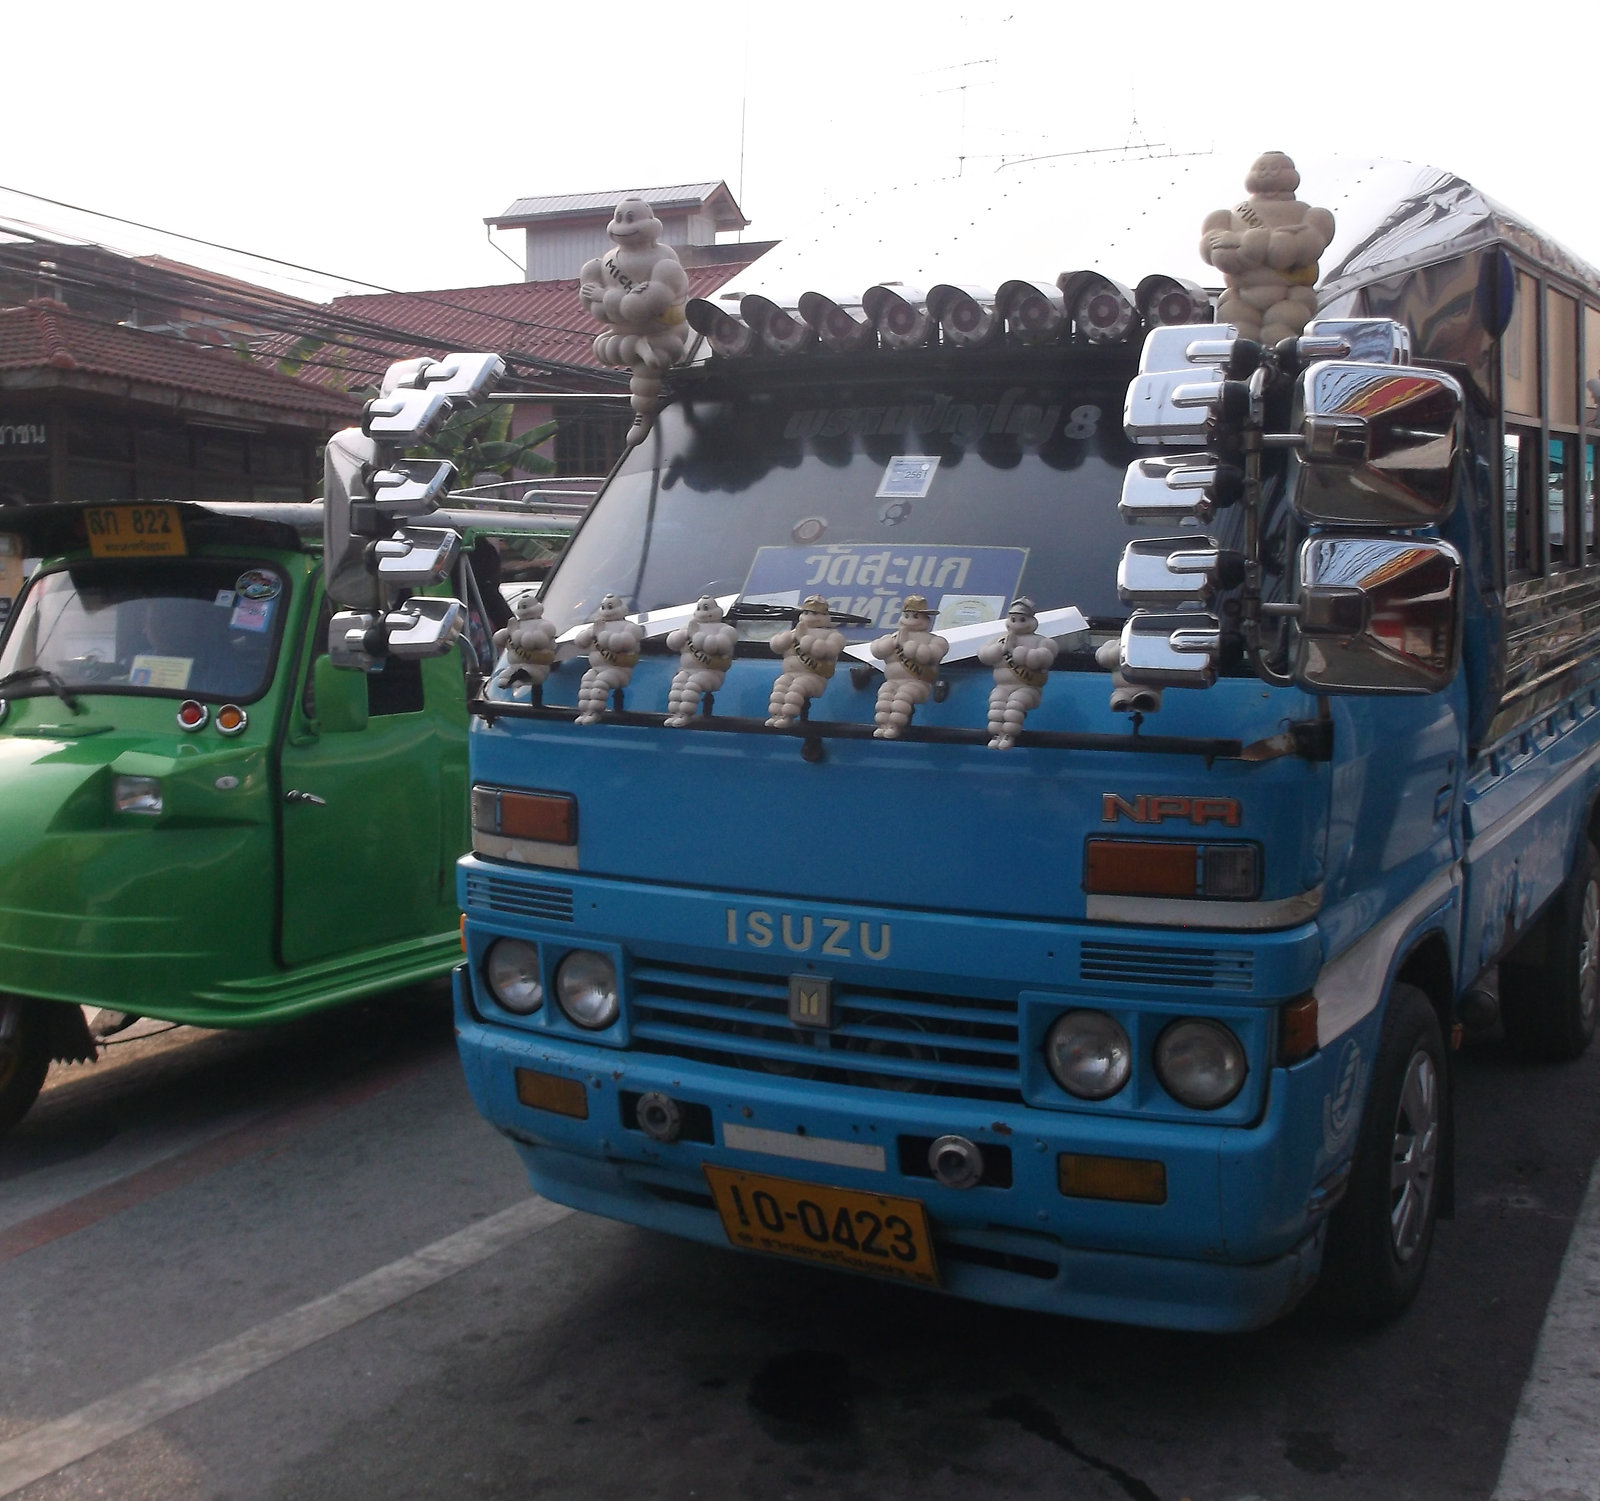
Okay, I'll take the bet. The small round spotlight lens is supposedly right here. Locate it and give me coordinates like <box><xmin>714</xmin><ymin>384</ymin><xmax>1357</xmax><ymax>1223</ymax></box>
<box><xmin>215</xmin><ymin>704</ymin><xmax>248</xmax><ymax>736</ymax></box>
<box><xmin>555</xmin><ymin>949</ymin><xmax>620</xmax><ymax>1030</ymax></box>
<box><xmin>1155</xmin><ymin>1019</ymin><xmax>1247</xmax><ymax>1109</ymax></box>
<box><xmin>177</xmin><ymin>700</ymin><xmax>208</xmax><ymax>731</ymax></box>
<box><xmin>485</xmin><ymin>938</ymin><xmax>543</xmax><ymax>1014</ymax></box>
<box><xmin>1044</xmin><ymin>1010</ymin><xmax>1132</xmax><ymax>1100</ymax></box>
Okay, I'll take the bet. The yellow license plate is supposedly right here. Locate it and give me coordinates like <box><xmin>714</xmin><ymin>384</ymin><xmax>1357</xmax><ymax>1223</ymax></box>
<box><xmin>703</xmin><ymin>1165</ymin><xmax>939</xmax><ymax>1286</ymax></box>
<box><xmin>84</xmin><ymin>505</ymin><xmax>186</xmax><ymax>558</ymax></box>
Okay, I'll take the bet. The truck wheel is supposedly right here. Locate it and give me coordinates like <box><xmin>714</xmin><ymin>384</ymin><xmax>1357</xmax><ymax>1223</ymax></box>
<box><xmin>1314</xmin><ymin>984</ymin><xmax>1446</xmax><ymax>1326</ymax></box>
<box><xmin>0</xmin><ymin>995</ymin><xmax>52</xmax><ymax>1136</ymax></box>
<box><xmin>1500</xmin><ymin>840</ymin><xmax>1600</xmax><ymax>1062</ymax></box>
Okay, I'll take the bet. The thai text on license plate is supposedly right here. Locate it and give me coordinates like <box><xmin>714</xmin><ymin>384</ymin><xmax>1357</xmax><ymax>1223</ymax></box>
<box><xmin>84</xmin><ymin>505</ymin><xmax>186</xmax><ymax>558</ymax></box>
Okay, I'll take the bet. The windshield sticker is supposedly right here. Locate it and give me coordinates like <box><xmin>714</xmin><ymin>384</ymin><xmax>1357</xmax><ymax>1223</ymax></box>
<box><xmin>230</xmin><ymin>598</ymin><xmax>274</xmax><ymax>633</ymax></box>
<box><xmin>876</xmin><ymin>456</ymin><xmax>940</xmax><ymax>500</ymax></box>
<box><xmin>235</xmin><ymin>569</ymin><xmax>281</xmax><ymax>601</ymax></box>
<box><xmin>129</xmin><ymin>654</ymin><xmax>192</xmax><ymax>689</ymax></box>
<box><xmin>214</xmin><ymin>589</ymin><xmax>236</xmax><ymax>608</ymax></box>
<box><xmin>742</xmin><ymin>545</ymin><xmax>1027</xmax><ymax>631</ymax></box>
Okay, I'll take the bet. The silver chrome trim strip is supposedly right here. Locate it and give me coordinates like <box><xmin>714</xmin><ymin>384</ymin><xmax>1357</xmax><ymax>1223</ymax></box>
<box><xmin>1313</xmin><ymin>867</ymin><xmax>1459</xmax><ymax>1046</ymax></box>
<box><xmin>1085</xmin><ymin>886</ymin><xmax>1323</xmax><ymax>931</ymax></box>
<box><xmin>722</xmin><ymin>1123</ymin><xmax>887</xmax><ymax>1172</ymax></box>
<box><xmin>473</xmin><ymin>833</ymin><xmax>580</xmax><ymax>871</ymax></box>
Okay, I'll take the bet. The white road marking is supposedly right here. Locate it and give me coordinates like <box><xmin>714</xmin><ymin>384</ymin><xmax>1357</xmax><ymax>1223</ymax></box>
<box><xmin>1493</xmin><ymin>1158</ymin><xmax>1600</xmax><ymax>1501</ymax></box>
<box><xmin>0</xmin><ymin>1196</ymin><xmax>573</xmax><ymax>1497</ymax></box>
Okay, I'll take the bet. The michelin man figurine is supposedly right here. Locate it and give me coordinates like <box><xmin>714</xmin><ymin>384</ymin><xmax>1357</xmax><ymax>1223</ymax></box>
<box><xmin>870</xmin><ymin>595</ymin><xmax>949</xmax><ymax>739</ymax></box>
<box><xmin>766</xmin><ymin>595</ymin><xmax>845</xmax><ymax>727</ymax></box>
<box><xmin>663</xmin><ymin>595</ymin><xmax>737</xmax><ymax>726</ymax></box>
<box><xmin>1199</xmin><ymin>152</ymin><xmax>1335</xmax><ymax>347</ymax></box>
<box><xmin>977</xmin><ymin>597</ymin><xmax>1058</xmax><ymax>750</ymax></box>
<box><xmin>572</xmin><ymin>594</ymin><xmax>643</xmax><ymax>724</ymax></box>
<box><xmin>493</xmin><ymin>592</ymin><xmax>557</xmax><ymax>695</ymax></box>
<box><xmin>578</xmin><ymin>199</ymin><xmax>691</xmax><ymax>446</ymax></box>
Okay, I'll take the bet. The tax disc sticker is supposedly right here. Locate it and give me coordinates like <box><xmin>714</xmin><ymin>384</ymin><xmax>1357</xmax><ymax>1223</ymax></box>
<box><xmin>876</xmin><ymin>455</ymin><xmax>940</xmax><ymax>499</ymax></box>
<box><xmin>236</xmin><ymin>568</ymin><xmax>281</xmax><ymax>601</ymax></box>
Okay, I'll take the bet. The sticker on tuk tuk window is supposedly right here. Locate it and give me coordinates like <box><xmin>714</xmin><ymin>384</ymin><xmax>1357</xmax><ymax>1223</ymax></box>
<box><xmin>214</xmin><ymin>589</ymin><xmax>236</xmax><ymax>607</ymax></box>
<box><xmin>230</xmin><ymin>598</ymin><xmax>274</xmax><ymax>633</ymax></box>
<box><xmin>741</xmin><ymin>544</ymin><xmax>1027</xmax><ymax>632</ymax></box>
<box><xmin>235</xmin><ymin>569</ymin><xmax>281</xmax><ymax>601</ymax></box>
<box><xmin>875</xmin><ymin>455</ymin><xmax>940</xmax><ymax>500</ymax></box>
<box><xmin>130</xmin><ymin>655</ymin><xmax>193</xmax><ymax>689</ymax></box>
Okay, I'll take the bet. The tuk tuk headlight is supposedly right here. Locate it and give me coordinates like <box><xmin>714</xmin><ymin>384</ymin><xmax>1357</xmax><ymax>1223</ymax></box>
<box><xmin>555</xmin><ymin>950</ymin><xmax>620</xmax><ymax>1029</ymax></box>
<box><xmin>1154</xmin><ymin>1018</ymin><xmax>1247</xmax><ymax>1108</ymax></box>
<box><xmin>113</xmin><ymin>775</ymin><xmax>163</xmax><ymax>815</ymax></box>
<box><xmin>484</xmin><ymin>938</ymin><xmax>543</xmax><ymax>1014</ymax></box>
<box><xmin>1044</xmin><ymin>1010</ymin><xmax>1132</xmax><ymax>1099</ymax></box>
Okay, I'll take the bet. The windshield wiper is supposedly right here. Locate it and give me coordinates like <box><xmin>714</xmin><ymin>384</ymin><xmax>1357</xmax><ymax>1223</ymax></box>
<box><xmin>724</xmin><ymin>601</ymin><xmax>874</xmax><ymax>626</ymax></box>
<box><xmin>0</xmin><ymin>667</ymin><xmax>82</xmax><ymax>713</ymax></box>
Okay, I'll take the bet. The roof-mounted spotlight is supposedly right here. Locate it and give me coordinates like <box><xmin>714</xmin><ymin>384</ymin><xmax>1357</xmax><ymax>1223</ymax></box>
<box><xmin>1059</xmin><ymin>271</ymin><xmax>1138</xmax><ymax>345</ymax></box>
<box><xmin>927</xmin><ymin>284</ymin><xmax>1001</xmax><ymax>348</ymax></box>
<box><xmin>995</xmin><ymin>279</ymin><xmax>1066</xmax><ymax>344</ymax></box>
<box><xmin>797</xmin><ymin>292</ymin><xmax>875</xmax><ymax>353</ymax></box>
<box><xmin>1135</xmin><ymin>274</ymin><xmax>1213</xmax><ymax>329</ymax></box>
<box><xmin>862</xmin><ymin>285</ymin><xmax>931</xmax><ymax>350</ymax></box>
<box><xmin>686</xmin><ymin>298</ymin><xmax>759</xmax><ymax>358</ymax></box>
<box><xmin>739</xmin><ymin>294</ymin><xmax>815</xmax><ymax>356</ymax></box>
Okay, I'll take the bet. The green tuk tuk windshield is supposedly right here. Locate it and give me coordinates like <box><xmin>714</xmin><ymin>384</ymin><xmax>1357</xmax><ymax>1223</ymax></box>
<box><xmin>0</xmin><ymin>558</ymin><xmax>288</xmax><ymax>703</ymax></box>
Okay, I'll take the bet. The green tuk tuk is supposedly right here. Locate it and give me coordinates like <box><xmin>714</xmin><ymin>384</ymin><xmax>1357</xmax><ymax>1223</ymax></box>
<box><xmin>0</xmin><ymin>498</ymin><xmax>562</xmax><ymax>1133</ymax></box>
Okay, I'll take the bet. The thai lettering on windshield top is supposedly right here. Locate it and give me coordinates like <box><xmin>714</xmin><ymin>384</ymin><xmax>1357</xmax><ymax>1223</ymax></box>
<box><xmin>741</xmin><ymin>544</ymin><xmax>1028</xmax><ymax>631</ymax></box>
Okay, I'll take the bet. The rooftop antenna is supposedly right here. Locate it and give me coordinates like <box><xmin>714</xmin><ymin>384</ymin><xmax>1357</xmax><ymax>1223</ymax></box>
<box><xmin>736</xmin><ymin>35</ymin><xmax>750</xmax><ymax>240</ymax></box>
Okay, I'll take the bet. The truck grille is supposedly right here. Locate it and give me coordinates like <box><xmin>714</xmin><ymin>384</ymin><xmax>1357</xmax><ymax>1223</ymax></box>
<box><xmin>462</xmin><ymin>872</ymin><xmax>575</xmax><ymax>923</ymax></box>
<box><xmin>628</xmin><ymin>961</ymin><xmax>1021</xmax><ymax>1102</ymax></box>
<box><xmin>1079</xmin><ymin>940</ymin><xmax>1254</xmax><ymax>991</ymax></box>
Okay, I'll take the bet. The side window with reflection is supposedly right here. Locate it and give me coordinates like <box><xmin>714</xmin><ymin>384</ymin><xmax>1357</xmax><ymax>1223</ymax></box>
<box><xmin>1504</xmin><ymin>428</ymin><xmax>1542</xmax><ymax>579</ymax></box>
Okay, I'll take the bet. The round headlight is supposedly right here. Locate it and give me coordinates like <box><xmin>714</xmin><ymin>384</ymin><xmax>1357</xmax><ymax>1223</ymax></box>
<box><xmin>1155</xmin><ymin>1019</ymin><xmax>1247</xmax><ymax>1109</ymax></box>
<box><xmin>485</xmin><ymin>938</ymin><xmax>543</xmax><ymax>1014</ymax></box>
<box><xmin>555</xmin><ymin>949</ymin><xmax>620</xmax><ymax>1030</ymax></box>
<box><xmin>1044</xmin><ymin>1010</ymin><xmax>1131</xmax><ymax>1100</ymax></box>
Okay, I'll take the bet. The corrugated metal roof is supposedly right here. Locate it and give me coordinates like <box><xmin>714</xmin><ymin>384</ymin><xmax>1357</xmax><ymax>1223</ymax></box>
<box><xmin>489</xmin><ymin>181</ymin><xmax>747</xmax><ymax>229</ymax></box>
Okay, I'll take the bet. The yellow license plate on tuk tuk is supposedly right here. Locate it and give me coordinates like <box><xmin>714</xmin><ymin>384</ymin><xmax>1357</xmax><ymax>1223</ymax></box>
<box><xmin>84</xmin><ymin>505</ymin><xmax>186</xmax><ymax>558</ymax></box>
<box><xmin>703</xmin><ymin>1165</ymin><xmax>939</xmax><ymax>1286</ymax></box>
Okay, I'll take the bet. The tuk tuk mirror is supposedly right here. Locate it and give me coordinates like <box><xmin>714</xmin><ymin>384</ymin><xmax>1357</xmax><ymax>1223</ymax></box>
<box><xmin>1288</xmin><ymin>363</ymin><xmax>1464</xmax><ymax>525</ymax></box>
<box><xmin>1290</xmin><ymin>536</ymin><xmax>1461</xmax><ymax>694</ymax></box>
<box><xmin>313</xmin><ymin>654</ymin><xmax>369</xmax><ymax>734</ymax></box>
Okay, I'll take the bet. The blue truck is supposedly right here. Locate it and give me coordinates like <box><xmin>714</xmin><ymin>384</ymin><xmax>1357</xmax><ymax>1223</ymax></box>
<box><xmin>323</xmin><ymin>159</ymin><xmax>1599</xmax><ymax>1331</ymax></box>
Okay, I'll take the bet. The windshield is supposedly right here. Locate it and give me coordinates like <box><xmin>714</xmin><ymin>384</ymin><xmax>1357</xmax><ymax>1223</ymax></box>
<box><xmin>0</xmin><ymin>558</ymin><xmax>289</xmax><ymax>702</ymax></box>
<box><xmin>539</xmin><ymin>367</ymin><xmax>1205</xmax><ymax>639</ymax></box>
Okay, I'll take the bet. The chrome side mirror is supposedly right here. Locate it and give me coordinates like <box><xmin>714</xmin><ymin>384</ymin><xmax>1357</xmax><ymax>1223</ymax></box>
<box><xmin>1118</xmin><ymin>538</ymin><xmax>1244</xmax><ymax>607</ymax></box>
<box><xmin>1118</xmin><ymin>611</ymin><xmax>1222</xmax><ymax>688</ymax></box>
<box><xmin>383</xmin><ymin>597</ymin><xmax>466</xmax><ymax>659</ymax></box>
<box><xmin>371</xmin><ymin>458</ymin><xmax>457</xmax><ymax>518</ymax></box>
<box><xmin>1289</xmin><ymin>363</ymin><xmax>1464</xmax><ymax>525</ymax></box>
<box><xmin>1118</xmin><ymin>454</ymin><xmax>1243</xmax><ymax>524</ymax></box>
<box><xmin>373</xmin><ymin>527</ymin><xmax>461</xmax><ymax>587</ymax></box>
<box><xmin>1291</xmin><ymin>536</ymin><xmax>1461</xmax><ymax>694</ymax></box>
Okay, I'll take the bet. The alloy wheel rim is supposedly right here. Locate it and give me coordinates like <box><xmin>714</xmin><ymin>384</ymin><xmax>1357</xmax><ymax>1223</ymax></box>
<box><xmin>1577</xmin><ymin>878</ymin><xmax>1599</xmax><ymax>1028</ymax></box>
<box><xmin>1389</xmin><ymin>1049</ymin><xmax>1439</xmax><ymax>1263</ymax></box>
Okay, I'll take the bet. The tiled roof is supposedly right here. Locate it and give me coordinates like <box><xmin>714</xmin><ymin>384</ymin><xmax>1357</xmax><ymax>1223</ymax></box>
<box><xmin>488</xmin><ymin>181</ymin><xmax>748</xmax><ymax>230</ymax></box>
<box><xmin>0</xmin><ymin>299</ymin><xmax>358</xmax><ymax>421</ymax></box>
<box><xmin>282</xmin><ymin>261</ymin><xmax>752</xmax><ymax>390</ymax></box>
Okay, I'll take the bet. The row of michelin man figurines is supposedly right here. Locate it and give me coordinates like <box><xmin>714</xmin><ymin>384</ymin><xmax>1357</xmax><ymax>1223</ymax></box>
<box><xmin>492</xmin><ymin>593</ymin><xmax>1061</xmax><ymax>750</ymax></box>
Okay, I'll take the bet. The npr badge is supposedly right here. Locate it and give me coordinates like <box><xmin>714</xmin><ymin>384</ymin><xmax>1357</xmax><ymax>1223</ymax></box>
<box><xmin>788</xmin><ymin>975</ymin><xmax>834</xmax><ymax>1030</ymax></box>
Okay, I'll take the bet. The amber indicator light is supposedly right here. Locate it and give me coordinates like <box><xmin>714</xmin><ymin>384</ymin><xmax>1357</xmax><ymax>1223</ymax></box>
<box><xmin>514</xmin><ymin>1067</ymin><xmax>589</xmax><ymax>1119</ymax></box>
<box><xmin>1058</xmin><ymin>1153</ymin><xmax>1168</xmax><ymax>1205</ymax></box>
<box><xmin>1085</xmin><ymin>839</ymin><xmax>1200</xmax><ymax>897</ymax></box>
<box><xmin>490</xmin><ymin>789</ymin><xmax>577</xmax><ymax>844</ymax></box>
<box><xmin>1280</xmin><ymin>993</ymin><xmax>1320</xmax><ymax>1063</ymax></box>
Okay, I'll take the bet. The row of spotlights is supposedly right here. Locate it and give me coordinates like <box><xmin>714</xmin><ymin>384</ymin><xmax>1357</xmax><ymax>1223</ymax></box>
<box><xmin>686</xmin><ymin>273</ymin><xmax>1212</xmax><ymax>359</ymax></box>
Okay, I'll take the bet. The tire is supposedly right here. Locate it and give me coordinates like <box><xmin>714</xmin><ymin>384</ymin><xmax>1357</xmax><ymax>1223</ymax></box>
<box><xmin>0</xmin><ymin>995</ymin><xmax>52</xmax><ymax>1137</ymax></box>
<box><xmin>1500</xmin><ymin>839</ymin><xmax>1600</xmax><ymax>1062</ymax></box>
<box><xmin>1314</xmin><ymin>983</ymin><xmax>1447</xmax><ymax>1326</ymax></box>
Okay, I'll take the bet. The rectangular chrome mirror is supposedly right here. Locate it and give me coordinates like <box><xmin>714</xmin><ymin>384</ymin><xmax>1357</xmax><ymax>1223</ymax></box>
<box><xmin>371</xmin><ymin>459</ymin><xmax>457</xmax><ymax>517</ymax></box>
<box><xmin>1292</xmin><ymin>536</ymin><xmax>1461</xmax><ymax>694</ymax></box>
<box><xmin>1289</xmin><ymin>363</ymin><xmax>1464</xmax><ymax>525</ymax></box>
<box><xmin>1118</xmin><ymin>610</ymin><xmax>1221</xmax><ymax>688</ymax></box>
<box><xmin>1117</xmin><ymin>538</ymin><xmax>1239</xmax><ymax>606</ymax></box>
<box><xmin>1123</xmin><ymin>367</ymin><xmax>1222</xmax><ymax>442</ymax></box>
<box><xmin>363</xmin><ymin>387</ymin><xmax>455</xmax><ymax>446</ymax></box>
<box><xmin>1136</xmin><ymin>322</ymin><xmax>1238</xmax><ymax>373</ymax></box>
<box><xmin>374</xmin><ymin>527</ymin><xmax>462</xmax><ymax>587</ymax></box>
<box><xmin>414</xmin><ymin>352</ymin><xmax>505</xmax><ymax>402</ymax></box>
<box><xmin>1303</xmin><ymin>319</ymin><xmax>1410</xmax><ymax>365</ymax></box>
<box><xmin>1118</xmin><ymin>455</ymin><xmax>1219</xmax><ymax>523</ymax></box>
<box><xmin>329</xmin><ymin>609</ymin><xmax>383</xmax><ymax>671</ymax></box>
<box><xmin>383</xmin><ymin>597</ymin><xmax>466</xmax><ymax>658</ymax></box>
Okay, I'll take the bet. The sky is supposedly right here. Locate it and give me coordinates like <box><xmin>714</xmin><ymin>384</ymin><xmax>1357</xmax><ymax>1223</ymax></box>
<box><xmin>3</xmin><ymin>0</ymin><xmax>1597</xmax><ymax>305</ymax></box>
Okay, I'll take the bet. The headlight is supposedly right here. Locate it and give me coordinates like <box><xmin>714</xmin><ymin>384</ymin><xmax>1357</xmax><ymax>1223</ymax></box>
<box><xmin>1044</xmin><ymin>1010</ymin><xmax>1131</xmax><ymax>1100</ymax></box>
<box><xmin>555</xmin><ymin>950</ymin><xmax>619</xmax><ymax>1029</ymax></box>
<box><xmin>113</xmin><ymin>775</ymin><xmax>163</xmax><ymax>815</ymax></box>
<box><xmin>484</xmin><ymin>938</ymin><xmax>543</xmax><ymax>1014</ymax></box>
<box><xmin>1155</xmin><ymin>1019</ymin><xmax>1247</xmax><ymax>1109</ymax></box>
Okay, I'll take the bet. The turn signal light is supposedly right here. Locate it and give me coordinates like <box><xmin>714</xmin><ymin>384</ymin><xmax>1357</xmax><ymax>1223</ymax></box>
<box><xmin>514</xmin><ymin>1067</ymin><xmax>588</xmax><ymax>1119</ymax></box>
<box><xmin>472</xmin><ymin>785</ymin><xmax>577</xmax><ymax>844</ymax></box>
<box><xmin>1058</xmin><ymin>1153</ymin><xmax>1167</xmax><ymax>1204</ymax></box>
<box><xmin>1280</xmin><ymin>993</ymin><xmax>1320</xmax><ymax>1063</ymax></box>
<box><xmin>176</xmin><ymin>700</ymin><xmax>208</xmax><ymax>731</ymax></box>
<box><xmin>215</xmin><ymin>704</ymin><xmax>248</xmax><ymax>736</ymax></box>
<box><xmin>1084</xmin><ymin>839</ymin><xmax>1259</xmax><ymax>899</ymax></box>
